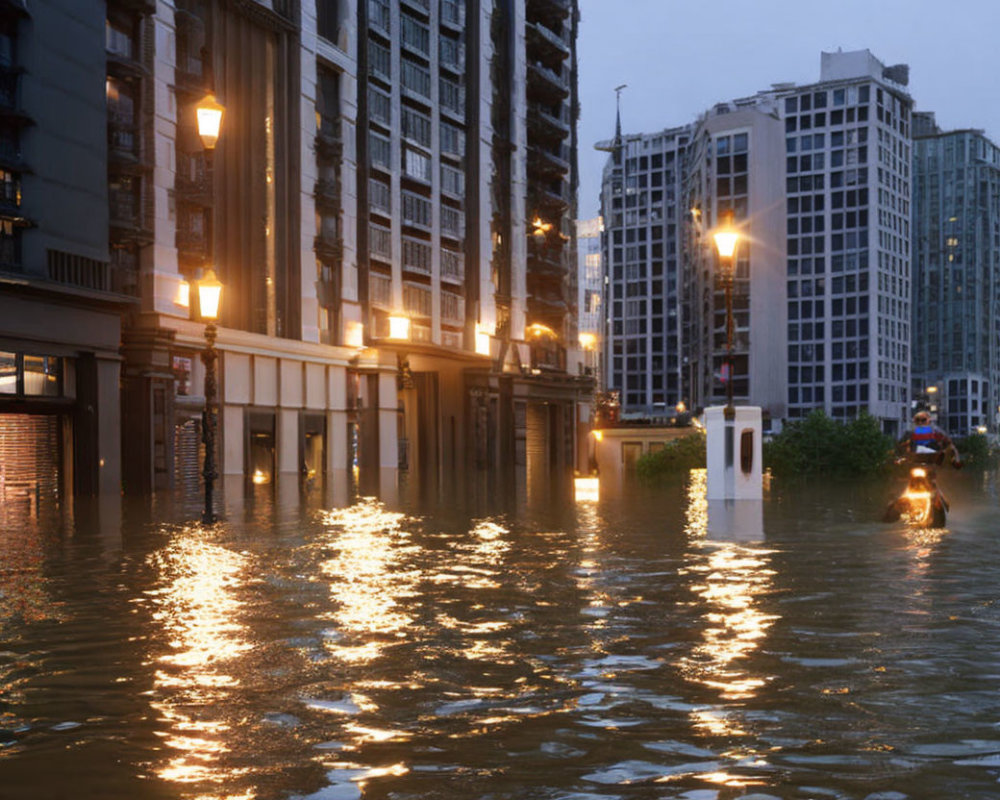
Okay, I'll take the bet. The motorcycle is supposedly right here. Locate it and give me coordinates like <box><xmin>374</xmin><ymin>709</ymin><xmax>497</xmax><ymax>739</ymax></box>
<box><xmin>883</xmin><ymin>462</ymin><xmax>949</xmax><ymax>528</ymax></box>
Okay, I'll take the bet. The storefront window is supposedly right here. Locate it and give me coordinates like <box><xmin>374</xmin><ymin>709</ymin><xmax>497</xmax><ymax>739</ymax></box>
<box><xmin>23</xmin><ymin>355</ymin><xmax>61</xmax><ymax>396</ymax></box>
<box><xmin>0</xmin><ymin>351</ymin><xmax>15</xmax><ymax>393</ymax></box>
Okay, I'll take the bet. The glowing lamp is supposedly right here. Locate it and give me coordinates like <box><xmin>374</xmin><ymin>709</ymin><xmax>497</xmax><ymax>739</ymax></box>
<box><xmin>578</xmin><ymin>332</ymin><xmax>597</xmax><ymax>351</ymax></box>
<box><xmin>475</xmin><ymin>327</ymin><xmax>491</xmax><ymax>356</ymax></box>
<box><xmin>345</xmin><ymin>320</ymin><xmax>365</xmax><ymax>348</ymax></box>
<box><xmin>713</xmin><ymin>211</ymin><xmax>739</xmax><ymax>259</ymax></box>
<box><xmin>388</xmin><ymin>315</ymin><xmax>410</xmax><ymax>341</ymax></box>
<box><xmin>196</xmin><ymin>93</ymin><xmax>225</xmax><ymax>150</ymax></box>
<box><xmin>198</xmin><ymin>268</ymin><xmax>223</xmax><ymax>320</ymax></box>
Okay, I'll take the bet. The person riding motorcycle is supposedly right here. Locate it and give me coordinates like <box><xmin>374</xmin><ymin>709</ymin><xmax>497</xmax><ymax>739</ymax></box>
<box><xmin>883</xmin><ymin>411</ymin><xmax>961</xmax><ymax>523</ymax></box>
<box><xmin>896</xmin><ymin>411</ymin><xmax>962</xmax><ymax>469</ymax></box>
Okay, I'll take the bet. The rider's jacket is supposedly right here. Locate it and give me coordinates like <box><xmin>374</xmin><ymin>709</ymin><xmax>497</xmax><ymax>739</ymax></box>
<box><xmin>911</xmin><ymin>425</ymin><xmax>941</xmax><ymax>450</ymax></box>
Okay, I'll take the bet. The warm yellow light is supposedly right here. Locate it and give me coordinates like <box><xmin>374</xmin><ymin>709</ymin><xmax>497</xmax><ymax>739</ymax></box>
<box><xmin>345</xmin><ymin>320</ymin><xmax>365</xmax><ymax>348</ymax></box>
<box><xmin>527</xmin><ymin>322</ymin><xmax>556</xmax><ymax>339</ymax></box>
<box><xmin>578</xmin><ymin>332</ymin><xmax>598</xmax><ymax>351</ymax></box>
<box><xmin>592</xmin><ymin>429</ymin><xmax>604</xmax><ymax>442</ymax></box>
<box><xmin>252</xmin><ymin>469</ymin><xmax>270</xmax><ymax>485</ymax></box>
<box><xmin>475</xmin><ymin>327</ymin><xmax>491</xmax><ymax>356</ymax></box>
<box><xmin>977</xmin><ymin>425</ymin><xmax>988</xmax><ymax>434</ymax></box>
<box><xmin>926</xmin><ymin>386</ymin><xmax>938</xmax><ymax>394</ymax></box>
<box><xmin>911</xmin><ymin>467</ymin><xmax>927</xmax><ymax>479</ymax></box>
<box><xmin>176</xmin><ymin>279</ymin><xmax>191</xmax><ymax>308</ymax></box>
<box><xmin>196</xmin><ymin>93</ymin><xmax>224</xmax><ymax>150</ymax></box>
<box><xmin>388</xmin><ymin>315</ymin><xmax>410</xmax><ymax>341</ymax></box>
<box><xmin>676</xmin><ymin>401</ymin><xmax>686</xmax><ymax>414</ymax></box>
<box><xmin>713</xmin><ymin>210</ymin><xmax>739</xmax><ymax>259</ymax></box>
<box><xmin>198</xmin><ymin>268</ymin><xmax>223</xmax><ymax>321</ymax></box>
<box><xmin>574</xmin><ymin>476</ymin><xmax>599</xmax><ymax>503</ymax></box>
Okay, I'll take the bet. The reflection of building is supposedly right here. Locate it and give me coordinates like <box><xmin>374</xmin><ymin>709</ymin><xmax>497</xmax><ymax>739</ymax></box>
<box><xmin>911</xmin><ymin>114</ymin><xmax>1000</xmax><ymax>434</ymax></box>
<box><xmin>597</xmin><ymin>50</ymin><xmax>915</xmax><ymax>436</ymax></box>
<box><xmin>0</xmin><ymin>0</ymin><xmax>591</xmax><ymax>512</ymax></box>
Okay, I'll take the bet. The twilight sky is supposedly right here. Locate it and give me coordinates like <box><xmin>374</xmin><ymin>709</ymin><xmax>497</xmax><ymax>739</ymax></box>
<box><xmin>577</xmin><ymin>0</ymin><xmax>1000</xmax><ymax>219</ymax></box>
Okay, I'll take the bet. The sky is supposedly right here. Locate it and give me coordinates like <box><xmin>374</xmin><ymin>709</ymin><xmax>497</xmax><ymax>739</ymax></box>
<box><xmin>577</xmin><ymin>0</ymin><xmax>1000</xmax><ymax>219</ymax></box>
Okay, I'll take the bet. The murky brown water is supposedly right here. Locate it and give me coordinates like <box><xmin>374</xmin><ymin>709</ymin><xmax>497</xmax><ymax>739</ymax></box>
<box><xmin>2</xmin><ymin>470</ymin><xmax>1000</xmax><ymax>799</ymax></box>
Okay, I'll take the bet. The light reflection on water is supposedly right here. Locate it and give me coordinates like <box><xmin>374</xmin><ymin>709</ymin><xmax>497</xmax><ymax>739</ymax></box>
<box><xmin>1</xmin><ymin>471</ymin><xmax>1000</xmax><ymax>797</ymax></box>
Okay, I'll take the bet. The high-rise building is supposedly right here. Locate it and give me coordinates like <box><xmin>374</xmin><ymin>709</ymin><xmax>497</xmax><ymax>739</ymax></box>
<box><xmin>911</xmin><ymin>112</ymin><xmax>1000</xmax><ymax>434</ymax></box>
<box><xmin>576</xmin><ymin>215</ymin><xmax>602</xmax><ymax>377</ymax></box>
<box><xmin>597</xmin><ymin>124</ymin><xmax>690</xmax><ymax>417</ymax></box>
<box><xmin>0</xmin><ymin>0</ymin><xmax>590</xmax><ymax>513</ymax></box>
<box><xmin>599</xmin><ymin>49</ymin><xmax>914</xmax><ymax>435</ymax></box>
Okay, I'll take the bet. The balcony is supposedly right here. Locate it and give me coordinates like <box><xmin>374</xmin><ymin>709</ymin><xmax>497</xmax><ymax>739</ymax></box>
<box><xmin>175</xmin><ymin>227</ymin><xmax>207</xmax><ymax>260</ymax></box>
<box><xmin>526</xmin><ymin>0</ymin><xmax>571</xmax><ymax>32</ymax></box>
<box><xmin>315</xmin><ymin>126</ymin><xmax>343</xmax><ymax>162</ymax></box>
<box><xmin>527</xmin><ymin>61</ymin><xmax>569</xmax><ymax>100</ymax></box>
<box><xmin>526</xmin><ymin>20</ymin><xmax>570</xmax><ymax>60</ymax></box>
<box><xmin>527</xmin><ymin>143</ymin><xmax>570</xmax><ymax>179</ymax></box>
<box><xmin>314</xmin><ymin>232</ymin><xmax>344</xmax><ymax>263</ymax></box>
<box><xmin>314</xmin><ymin>177</ymin><xmax>340</xmax><ymax>210</ymax></box>
<box><xmin>530</xmin><ymin>183</ymin><xmax>570</xmax><ymax>214</ymax></box>
<box><xmin>527</xmin><ymin>105</ymin><xmax>570</xmax><ymax>144</ymax></box>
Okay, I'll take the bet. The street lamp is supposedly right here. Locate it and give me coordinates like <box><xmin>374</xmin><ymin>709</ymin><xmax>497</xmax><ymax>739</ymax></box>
<box><xmin>195</xmin><ymin>91</ymin><xmax>224</xmax><ymax>525</ymax></box>
<box><xmin>713</xmin><ymin>209</ymin><xmax>740</xmax><ymax>419</ymax></box>
<box><xmin>199</xmin><ymin>268</ymin><xmax>222</xmax><ymax>524</ymax></box>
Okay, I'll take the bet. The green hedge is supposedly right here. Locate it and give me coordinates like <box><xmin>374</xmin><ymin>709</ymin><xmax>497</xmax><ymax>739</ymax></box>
<box><xmin>764</xmin><ymin>410</ymin><xmax>894</xmax><ymax>477</ymax></box>
<box><xmin>635</xmin><ymin>433</ymin><xmax>706</xmax><ymax>479</ymax></box>
<box><xmin>953</xmin><ymin>433</ymin><xmax>997</xmax><ymax>468</ymax></box>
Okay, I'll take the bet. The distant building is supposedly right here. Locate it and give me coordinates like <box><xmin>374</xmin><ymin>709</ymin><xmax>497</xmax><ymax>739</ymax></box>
<box><xmin>576</xmin><ymin>216</ymin><xmax>602</xmax><ymax>379</ymax></box>
<box><xmin>911</xmin><ymin>113</ymin><xmax>1000</xmax><ymax>434</ymax></box>
<box><xmin>598</xmin><ymin>49</ymin><xmax>914</xmax><ymax>435</ymax></box>
<box><xmin>597</xmin><ymin>124</ymin><xmax>690</xmax><ymax>417</ymax></box>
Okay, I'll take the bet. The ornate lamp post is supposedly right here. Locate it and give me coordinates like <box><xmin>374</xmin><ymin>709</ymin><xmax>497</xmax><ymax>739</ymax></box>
<box><xmin>713</xmin><ymin>209</ymin><xmax>740</xmax><ymax>420</ymax></box>
<box><xmin>198</xmin><ymin>268</ymin><xmax>222</xmax><ymax>523</ymax></box>
<box><xmin>195</xmin><ymin>91</ymin><xmax>224</xmax><ymax>524</ymax></box>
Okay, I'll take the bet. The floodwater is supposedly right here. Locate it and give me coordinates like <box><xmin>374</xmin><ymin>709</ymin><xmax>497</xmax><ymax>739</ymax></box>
<box><xmin>2</xmin><ymin>470</ymin><xmax>1000</xmax><ymax>799</ymax></box>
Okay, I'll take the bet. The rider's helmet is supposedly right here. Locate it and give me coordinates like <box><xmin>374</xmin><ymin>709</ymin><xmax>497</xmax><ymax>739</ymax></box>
<box><xmin>913</xmin><ymin>411</ymin><xmax>932</xmax><ymax>426</ymax></box>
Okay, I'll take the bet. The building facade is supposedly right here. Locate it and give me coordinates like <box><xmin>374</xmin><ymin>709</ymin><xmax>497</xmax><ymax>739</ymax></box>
<box><xmin>911</xmin><ymin>113</ymin><xmax>1000</xmax><ymax>434</ymax></box>
<box><xmin>1</xmin><ymin>0</ymin><xmax>132</xmax><ymax>521</ymax></box>
<box><xmin>597</xmin><ymin>125</ymin><xmax>689</xmax><ymax>417</ymax></box>
<box><xmin>0</xmin><ymin>0</ymin><xmax>590</xmax><ymax>517</ymax></box>
<box><xmin>599</xmin><ymin>49</ymin><xmax>914</xmax><ymax>435</ymax></box>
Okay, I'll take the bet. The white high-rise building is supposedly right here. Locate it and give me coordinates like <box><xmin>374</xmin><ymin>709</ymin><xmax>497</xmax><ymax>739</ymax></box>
<box><xmin>599</xmin><ymin>49</ymin><xmax>914</xmax><ymax>435</ymax></box>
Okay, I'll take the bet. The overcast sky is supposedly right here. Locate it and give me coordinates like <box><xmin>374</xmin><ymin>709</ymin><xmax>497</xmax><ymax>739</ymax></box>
<box><xmin>577</xmin><ymin>0</ymin><xmax>1000</xmax><ymax>218</ymax></box>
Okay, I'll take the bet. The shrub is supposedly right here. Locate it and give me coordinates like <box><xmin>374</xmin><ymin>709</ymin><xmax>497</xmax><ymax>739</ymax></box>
<box><xmin>953</xmin><ymin>433</ymin><xmax>997</xmax><ymax>468</ymax></box>
<box><xmin>764</xmin><ymin>410</ymin><xmax>894</xmax><ymax>477</ymax></box>
<box><xmin>635</xmin><ymin>433</ymin><xmax>706</xmax><ymax>479</ymax></box>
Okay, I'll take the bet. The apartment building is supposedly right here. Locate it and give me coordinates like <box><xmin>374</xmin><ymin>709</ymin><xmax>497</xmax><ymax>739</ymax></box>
<box><xmin>597</xmin><ymin>124</ymin><xmax>689</xmax><ymax>417</ymax></box>
<box><xmin>0</xmin><ymin>0</ymin><xmax>589</xmax><ymax>515</ymax></box>
<box><xmin>912</xmin><ymin>112</ymin><xmax>1000</xmax><ymax>434</ymax></box>
<box><xmin>599</xmin><ymin>49</ymin><xmax>914</xmax><ymax>435</ymax></box>
<box><xmin>0</xmin><ymin>0</ymin><xmax>133</xmax><ymax>516</ymax></box>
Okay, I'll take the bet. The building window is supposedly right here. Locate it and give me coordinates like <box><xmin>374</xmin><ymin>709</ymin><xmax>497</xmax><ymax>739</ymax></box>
<box><xmin>400</xmin><ymin>13</ymin><xmax>429</xmax><ymax>57</ymax></box>
<box><xmin>403</xmin><ymin>147</ymin><xmax>431</xmax><ymax>183</ymax></box>
<box><xmin>317</xmin><ymin>0</ymin><xmax>340</xmax><ymax>43</ymax></box>
<box><xmin>401</xmin><ymin>106</ymin><xmax>431</xmax><ymax>147</ymax></box>
<box><xmin>401</xmin><ymin>58</ymin><xmax>431</xmax><ymax>99</ymax></box>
